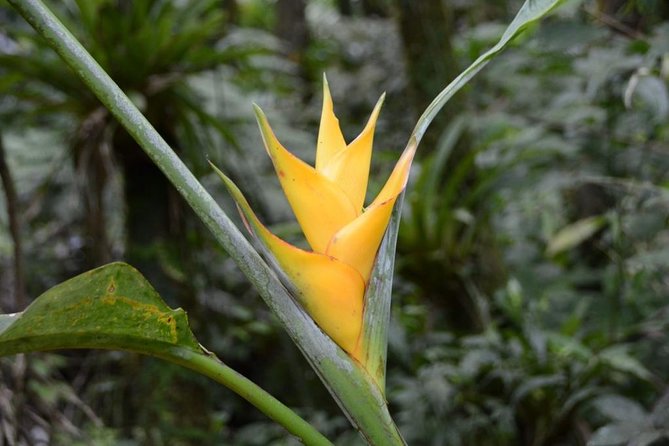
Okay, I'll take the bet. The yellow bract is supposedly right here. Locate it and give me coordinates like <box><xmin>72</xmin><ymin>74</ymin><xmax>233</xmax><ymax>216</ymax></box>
<box><xmin>215</xmin><ymin>78</ymin><xmax>415</xmax><ymax>364</ymax></box>
<box><xmin>213</xmin><ymin>168</ymin><xmax>366</xmax><ymax>355</ymax></box>
<box><xmin>255</xmin><ymin>106</ymin><xmax>358</xmax><ymax>253</ymax></box>
<box><xmin>318</xmin><ymin>89</ymin><xmax>385</xmax><ymax>213</ymax></box>
<box><xmin>315</xmin><ymin>78</ymin><xmax>347</xmax><ymax>172</ymax></box>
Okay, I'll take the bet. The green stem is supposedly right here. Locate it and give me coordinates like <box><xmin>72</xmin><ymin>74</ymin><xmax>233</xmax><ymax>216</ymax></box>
<box><xmin>164</xmin><ymin>349</ymin><xmax>332</xmax><ymax>446</ymax></box>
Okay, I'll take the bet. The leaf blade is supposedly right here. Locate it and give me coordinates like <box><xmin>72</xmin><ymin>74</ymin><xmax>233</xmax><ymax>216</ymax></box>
<box><xmin>0</xmin><ymin>262</ymin><xmax>200</xmax><ymax>356</ymax></box>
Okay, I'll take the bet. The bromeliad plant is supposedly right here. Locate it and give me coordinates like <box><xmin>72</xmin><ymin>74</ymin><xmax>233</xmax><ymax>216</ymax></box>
<box><xmin>1</xmin><ymin>0</ymin><xmax>565</xmax><ymax>444</ymax></box>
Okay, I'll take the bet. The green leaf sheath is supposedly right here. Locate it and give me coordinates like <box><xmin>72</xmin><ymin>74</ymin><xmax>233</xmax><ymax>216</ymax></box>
<box><xmin>360</xmin><ymin>190</ymin><xmax>405</xmax><ymax>391</ymax></box>
<box><xmin>0</xmin><ymin>263</ymin><xmax>332</xmax><ymax>446</ymax></box>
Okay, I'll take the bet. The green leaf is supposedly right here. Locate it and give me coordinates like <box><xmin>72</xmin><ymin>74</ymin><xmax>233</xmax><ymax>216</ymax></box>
<box><xmin>598</xmin><ymin>345</ymin><xmax>653</xmax><ymax>381</ymax></box>
<box><xmin>546</xmin><ymin>215</ymin><xmax>606</xmax><ymax>256</ymax></box>
<box><xmin>592</xmin><ymin>395</ymin><xmax>647</xmax><ymax>424</ymax></box>
<box><xmin>0</xmin><ymin>262</ymin><xmax>332</xmax><ymax>446</ymax></box>
<box><xmin>358</xmin><ymin>192</ymin><xmax>403</xmax><ymax>391</ymax></box>
<box><xmin>0</xmin><ymin>262</ymin><xmax>200</xmax><ymax>356</ymax></box>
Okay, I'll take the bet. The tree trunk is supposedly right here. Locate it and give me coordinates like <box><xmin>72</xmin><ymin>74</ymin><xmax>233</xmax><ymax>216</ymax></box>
<box><xmin>0</xmin><ymin>132</ymin><xmax>26</xmax><ymax>311</ymax></box>
<box><xmin>338</xmin><ymin>0</ymin><xmax>353</xmax><ymax>16</ymax></box>
<box><xmin>276</xmin><ymin>0</ymin><xmax>310</xmax><ymax>58</ymax></box>
<box><xmin>362</xmin><ymin>0</ymin><xmax>389</xmax><ymax>17</ymax></box>
<box><xmin>221</xmin><ymin>0</ymin><xmax>238</xmax><ymax>24</ymax></box>
<box><xmin>395</xmin><ymin>0</ymin><xmax>460</xmax><ymax>150</ymax></box>
<box><xmin>73</xmin><ymin>107</ymin><xmax>113</xmax><ymax>268</ymax></box>
<box><xmin>113</xmin><ymin>109</ymin><xmax>196</xmax><ymax>311</ymax></box>
<box><xmin>275</xmin><ymin>0</ymin><xmax>312</xmax><ymax>98</ymax></box>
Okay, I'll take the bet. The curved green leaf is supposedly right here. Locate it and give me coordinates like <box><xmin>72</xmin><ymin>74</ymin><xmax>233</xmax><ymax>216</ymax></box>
<box><xmin>546</xmin><ymin>216</ymin><xmax>607</xmax><ymax>256</ymax></box>
<box><xmin>0</xmin><ymin>263</ymin><xmax>200</xmax><ymax>356</ymax></box>
<box><xmin>0</xmin><ymin>262</ymin><xmax>332</xmax><ymax>446</ymax></box>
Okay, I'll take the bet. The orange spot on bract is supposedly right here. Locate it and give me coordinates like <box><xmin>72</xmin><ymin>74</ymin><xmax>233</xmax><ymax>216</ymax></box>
<box><xmin>279</xmin><ymin>170</ymin><xmax>285</xmax><ymax>177</ymax></box>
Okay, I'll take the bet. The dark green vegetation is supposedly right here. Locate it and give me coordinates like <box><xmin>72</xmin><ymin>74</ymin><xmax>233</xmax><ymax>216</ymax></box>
<box><xmin>1</xmin><ymin>0</ymin><xmax>668</xmax><ymax>444</ymax></box>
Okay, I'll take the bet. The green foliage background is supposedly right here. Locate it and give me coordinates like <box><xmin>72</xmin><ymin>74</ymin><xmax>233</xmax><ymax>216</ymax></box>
<box><xmin>0</xmin><ymin>0</ymin><xmax>668</xmax><ymax>444</ymax></box>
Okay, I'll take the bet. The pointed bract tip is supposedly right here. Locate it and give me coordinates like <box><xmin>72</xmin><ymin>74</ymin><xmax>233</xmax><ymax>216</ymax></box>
<box><xmin>209</xmin><ymin>160</ymin><xmax>232</xmax><ymax>186</ymax></box>
<box><xmin>252</xmin><ymin>105</ymin><xmax>273</xmax><ymax>136</ymax></box>
<box><xmin>208</xmin><ymin>159</ymin><xmax>221</xmax><ymax>173</ymax></box>
<box><xmin>322</xmin><ymin>74</ymin><xmax>333</xmax><ymax>100</ymax></box>
<box><xmin>252</xmin><ymin>103</ymin><xmax>265</xmax><ymax>119</ymax></box>
<box><xmin>371</xmin><ymin>92</ymin><xmax>386</xmax><ymax>117</ymax></box>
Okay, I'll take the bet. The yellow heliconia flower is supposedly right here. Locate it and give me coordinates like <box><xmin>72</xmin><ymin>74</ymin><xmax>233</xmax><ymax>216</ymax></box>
<box><xmin>214</xmin><ymin>77</ymin><xmax>416</xmax><ymax>364</ymax></box>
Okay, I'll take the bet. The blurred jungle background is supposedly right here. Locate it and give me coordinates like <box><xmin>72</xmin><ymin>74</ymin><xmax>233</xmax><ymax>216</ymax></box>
<box><xmin>0</xmin><ymin>0</ymin><xmax>668</xmax><ymax>444</ymax></box>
